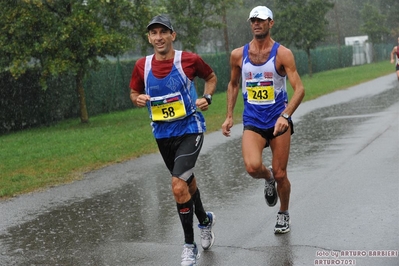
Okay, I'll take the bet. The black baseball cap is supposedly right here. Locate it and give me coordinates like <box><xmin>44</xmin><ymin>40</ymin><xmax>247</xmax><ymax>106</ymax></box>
<box><xmin>147</xmin><ymin>15</ymin><xmax>174</xmax><ymax>32</ymax></box>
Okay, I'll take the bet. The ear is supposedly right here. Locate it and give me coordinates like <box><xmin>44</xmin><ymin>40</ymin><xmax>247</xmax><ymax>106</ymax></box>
<box><xmin>171</xmin><ymin>31</ymin><xmax>177</xmax><ymax>41</ymax></box>
<box><xmin>147</xmin><ymin>34</ymin><xmax>151</xmax><ymax>43</ymax></box>
<box><xmin>269</xmin><ymin>19</ymin><xmax>274</xmax><ymax>28</ymax></box>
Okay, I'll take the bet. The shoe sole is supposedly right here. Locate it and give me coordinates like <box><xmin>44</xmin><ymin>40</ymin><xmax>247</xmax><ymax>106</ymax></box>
<box><xmin>274</xmin><ymin>228</ymin><xmax>290</xmax><ymax>234</ymax></box>
<box><xmin>202</xmin><ymin>212</ymin><xmax>216</xmax><ymax>250</ymax></box>
<box><xmin>274</xmin><ymin>218</ymin><xmax>291</xmax><ymax>234</ymax></box>
<box><xmin>202</xmin><ymin>231</ymin><xmax>215</xmax><ymax>250</ymax></box>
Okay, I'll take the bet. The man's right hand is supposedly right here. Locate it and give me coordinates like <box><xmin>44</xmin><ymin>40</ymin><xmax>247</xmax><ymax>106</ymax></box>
<box><xmin>135</xmin><ymin>94</ymin><xmax>150</xmax><ymax>107</ymax></box>
<box><xmin>222</xmin><ymin>118</ymin><xmax>234</xmax><ymax>137</ymax></box>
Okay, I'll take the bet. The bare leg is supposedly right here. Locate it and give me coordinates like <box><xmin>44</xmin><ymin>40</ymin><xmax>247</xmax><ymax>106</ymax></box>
<box><xmin>241</xmin><ymin>130</ymin><xmax>273</xmax><ymax>180</ymax></box>
<box><xmin>269</xmin><ymin>127</ymin><xmax>291</xmax><ymax>212</ymax></box>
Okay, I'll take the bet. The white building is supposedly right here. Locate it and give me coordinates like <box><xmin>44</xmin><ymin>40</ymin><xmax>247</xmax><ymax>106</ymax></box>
<box><xmin>345</xmin><ymin>35</ymin><xmax>372</xmax><ymax>65</ymax></box>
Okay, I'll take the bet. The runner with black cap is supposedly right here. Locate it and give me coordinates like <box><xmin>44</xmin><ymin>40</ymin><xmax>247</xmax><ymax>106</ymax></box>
<box><xmin>129</xmin><ymin>14</ymin><xmax>217</xmax><ymax>266</ymax></box>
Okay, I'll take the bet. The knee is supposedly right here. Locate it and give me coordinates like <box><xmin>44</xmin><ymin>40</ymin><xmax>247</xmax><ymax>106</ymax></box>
<box><xmin>172</xmin><ymin>178</ymin><xmax>189</xmax><ymax>200</ymax></box>
<box><xmin>245</xmin><ymin>162</ymin><xmax>263</xmax><ymax>178</ymax></box>
<box><xmin>273</xmin><ymin>168</ymin><xmax>288</xmax><ymax>183</ymax></box>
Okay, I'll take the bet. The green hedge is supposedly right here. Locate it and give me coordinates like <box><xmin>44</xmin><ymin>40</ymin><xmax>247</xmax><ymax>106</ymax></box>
<box><xmin>0</xmin><ymin>70</ymin><xmax>78</xmax><ymax>133</ymax></box>
<box><xmin>291</xmin><ymin>45</ymin><xmax>353</xmax><ymax>75</ymax></box>
<box><xmin>4</xmin><ymin>43</ymin><xmax>391</xmax><ymax>135</ymax></box>
<box><xmin>84</xmin><ymin>59</ymin><xmax>135</xmax><ymax>115</ymax></box>
<box><xmin>0</xmin><ymin>60</ymin><xmax>136</xmax><ymax>134</ymax></box>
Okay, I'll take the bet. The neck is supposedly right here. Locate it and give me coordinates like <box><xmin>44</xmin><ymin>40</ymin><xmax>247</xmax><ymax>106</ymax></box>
<box><xmin>255</xmin><ymin>33</ymin><xmax>268</xmax><ymax>40</ymax></box>
<box><xmin>154</xmin><ymin>49</ymin><xmax>175</xmax><ymax>61</ymax></box>
<box><xmin>251</xmin><ymin>37</ymin><xmax>274</xmax><ymax>49</ymax></box>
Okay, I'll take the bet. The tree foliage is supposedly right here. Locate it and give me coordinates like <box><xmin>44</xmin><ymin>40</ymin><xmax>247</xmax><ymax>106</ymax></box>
<box><xmin>162</xmin><ymin>0</ymin><xmax>229</xmax><ymax>52</ymax></box>
<box><xmin>131</xmin><ymin>0</ymin><xmax>168</xmax><ymax>55</ymax></box>
<box><xmin>359</xmin><ymin>3</ymin><xmax>390</xmax><ymax>62</ymax></box>
<box><xmin>214</xmin><ymin>0</ymin><xmax>243</xmax><ymax>54</ymax></box>
<box><xmin>360</xmin><ymin>3</ymin><xmax>389</xmax><ymax>45</ymax></box>
<box><xmin>0</xmin><ymin>0</ymin><xmax>150</xmax><ymax>123</ymax></box>
<box><xmin>271</xmin><ymin>0</ymin><xmax>334</xmax><ymax>77</ymax></box>
<box><xmin>378</xmin><ymin>0</ymin><xmax>399</xmax><ymax>38</ymax></box>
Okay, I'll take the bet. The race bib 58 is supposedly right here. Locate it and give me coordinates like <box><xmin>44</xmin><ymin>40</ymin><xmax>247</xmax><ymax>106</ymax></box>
<box><xmin>150</xmin><ymin>93</ymin><xmax>186</xmax><ymax>121</ymax></box>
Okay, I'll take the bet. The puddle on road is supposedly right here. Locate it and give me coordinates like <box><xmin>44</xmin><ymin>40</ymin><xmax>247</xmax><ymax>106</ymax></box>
<box><xmin>289</xmin><ymin>86</ymin><xmax>399</xmax><ymax>173</ymax></box>
<box><xmin>1</xmin><ymin>86</ymin><xmax>398</xmax><ymax>265</ymax></box>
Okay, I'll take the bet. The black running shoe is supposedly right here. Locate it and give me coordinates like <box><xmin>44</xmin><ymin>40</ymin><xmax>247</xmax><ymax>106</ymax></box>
<box><xmin>264</xmin><ymin>167</ymin><xmax>277</xmax><ymax>207</ymax></box>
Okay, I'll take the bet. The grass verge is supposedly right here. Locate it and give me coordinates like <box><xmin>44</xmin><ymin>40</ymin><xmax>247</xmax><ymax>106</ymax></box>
<box><xmin>0</xmin><ymin>61</ymin><xmax>394</xmax><ymax>199</ymax></box>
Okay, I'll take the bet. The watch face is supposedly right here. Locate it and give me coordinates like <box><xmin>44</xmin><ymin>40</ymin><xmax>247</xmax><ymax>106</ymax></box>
<box><xmin>203</xmin><ymin>95</ymin><xmax>212</xmax><ymax>104</ymax></box>
<box><xmin>282</xmin><ymin>113</ymin><xmax>289</xmax><ymax>119</ymax></box>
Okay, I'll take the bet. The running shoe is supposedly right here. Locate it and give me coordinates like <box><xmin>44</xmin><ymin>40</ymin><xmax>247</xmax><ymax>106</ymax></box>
<box><xmin>274</xmin><ymin>212</ymin><xmax>291</xmax><ymax>234</ymax></box>
<box><xmin>181</xmin><ymin>243</ymin><xmax>200</xmax><ymax>266</ymax></box>
<box><xmin>198</xmin><ymin>212</ymin><xmax>216</xmax><ymax>250</ymax></box>
<box><xmin>264</xmin><ymin>167</ymin><xmax>277</xmax><ymax>207</ymax></box>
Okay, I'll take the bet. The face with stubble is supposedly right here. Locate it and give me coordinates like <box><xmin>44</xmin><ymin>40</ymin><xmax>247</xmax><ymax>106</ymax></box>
<box><xmin>148</xmin><ymin>25</ymin><xmax>176</xmax><ymax>56</ymax></box>
<box><xmin>250</xmin><ymin>18</ymin><xmax>274</xmax><ymax>39</ymax></box>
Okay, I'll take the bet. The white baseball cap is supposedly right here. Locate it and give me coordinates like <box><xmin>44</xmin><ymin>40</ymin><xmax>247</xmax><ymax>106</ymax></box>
<box><xmin>248</xmin><ymin>6</ymin><xmax>273</xmax><ymax>21</ymax></box>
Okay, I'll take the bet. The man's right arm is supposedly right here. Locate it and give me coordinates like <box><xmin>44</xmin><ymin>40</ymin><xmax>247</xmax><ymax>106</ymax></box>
<box><xmin>129</xmin><ymin>59</ymin><xmax>149</xmax><ymax>107</ymax></box>
<box><xmin>130</xmin><ymin>89</ymin><xmax>150</xmax><ymax>107</ymax></box>
<box><xmin>222</xmin><ymin>47</ymin><xmax>243</xmax><ymax>137</ymax></box>
<box><xmin>130</xmin><ymin>90</ymin><xmax>140</xmax><ymax>106</ymax></box>
<box><xmin>390</xmin><ymin>46</ymin><xmax>397</xmax><ymax>64</ymax></box>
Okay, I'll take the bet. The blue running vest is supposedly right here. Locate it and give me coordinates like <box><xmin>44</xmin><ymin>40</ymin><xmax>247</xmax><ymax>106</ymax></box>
<box><xmin>144</xmin><ymin>50</ymin><xmax>206</xmax><ymax>139</ymax></box>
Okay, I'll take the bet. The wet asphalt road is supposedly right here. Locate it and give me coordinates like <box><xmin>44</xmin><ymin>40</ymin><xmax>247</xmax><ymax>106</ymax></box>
<box><xmin>1</xmin><ymin>74</ymin><xmax>398</xmax><ymax>266</ymax></box>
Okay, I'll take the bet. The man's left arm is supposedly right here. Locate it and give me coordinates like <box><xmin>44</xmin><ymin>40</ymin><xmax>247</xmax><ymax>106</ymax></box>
<box><xmin>203</xmin><ymin>72</ymin><xmax>217</xmax><ymax>96</ymax></box>
<box><xmin>273</xmin><ymin>47</ymin><xmax>305</xmax><ymax>136</ymax></box>
<box><xmin>193</xmin><ymin>54</ymin><xmax>217</xmax><ymax>110</ymax></box>
<box><xmin>196</xmin><ymin>72</ymin><xmax>217</xmax><ymax>111</ymax></box>
<box><xmin>280</xmin><ymin>48</ymin><xmax>305</xmax><ymax>117</ymax></box>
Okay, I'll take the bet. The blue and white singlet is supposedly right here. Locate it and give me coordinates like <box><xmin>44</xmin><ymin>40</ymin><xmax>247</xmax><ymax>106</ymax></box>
<box><xmin>241</xmin><ymin>42</ymin><xmax>288</xmax><ymax>129</ymax></box>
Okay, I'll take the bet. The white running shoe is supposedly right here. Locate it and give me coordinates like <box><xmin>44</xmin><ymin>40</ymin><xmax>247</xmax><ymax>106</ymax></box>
<box><xmin>181</xmin><ymin>243</ymin><xmax>200</xmax><ymax>266</ymax></box>
<box><xmin>198</xmin><ymin>212</ymin><xmax>216</xmax><ymax>250</ymax></box>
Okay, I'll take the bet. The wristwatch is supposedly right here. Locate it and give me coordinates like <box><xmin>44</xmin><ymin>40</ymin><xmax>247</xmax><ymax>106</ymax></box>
<box><xmin>280</xmin><ymin>113</ymin><xmax>290</xmax><ymax>120</ymax></box>
<box><xmin>203</xmin><ymin>94</ymin><xmax>212</xmax><ymax>105</ymax></box>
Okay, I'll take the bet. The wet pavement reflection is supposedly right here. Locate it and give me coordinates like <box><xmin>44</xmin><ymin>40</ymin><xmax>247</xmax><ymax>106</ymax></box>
<box><xmin>290</xmin><ymin>86</ymin><xmax>399</xmax><ymax>173</ymax></box>
<box><xmin>0</xmin><ymin>85</ymin><xmax>398</xmax><ymax>265</ymax></box>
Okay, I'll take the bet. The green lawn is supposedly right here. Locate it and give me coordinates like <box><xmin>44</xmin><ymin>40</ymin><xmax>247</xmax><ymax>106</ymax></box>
<box><xmin>0</xmin><ymin>60</ymin><xmax>394</xmax><ymax>199</ymax></box>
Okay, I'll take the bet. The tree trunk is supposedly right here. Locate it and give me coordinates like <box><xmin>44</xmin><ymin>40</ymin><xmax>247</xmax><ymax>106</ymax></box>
<box><xmin>76</xmin><ymin>69</ymin><xmax>89</xmax><ymax>123</ymax></box>
<box><xmin>222</xmin><ymin>8</ymin><xmax>230</xmax><ymax>55</ymax></box>
<box><xmin>371</xmin><ymin>42</ymin><xmax>376</xmax><ymax>63</ymax></box>
<box><xmin>334</xmin><ymin>1</ymin><xmax>342</xmax><ymax>66</ymax></box>
<box><xmin>306</xmin><ymin>48</ymin><xmax>313</xmax><ymax>78</ymax></box>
